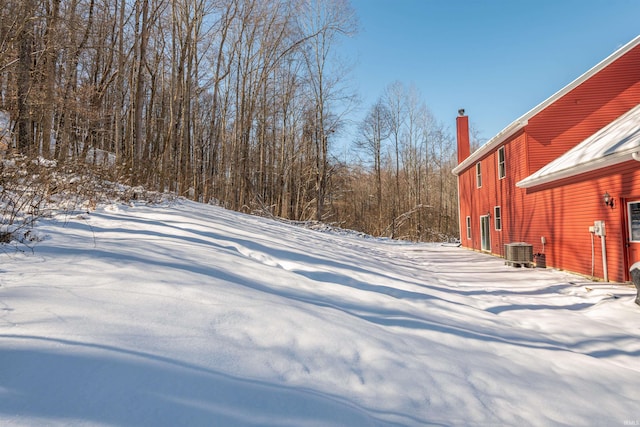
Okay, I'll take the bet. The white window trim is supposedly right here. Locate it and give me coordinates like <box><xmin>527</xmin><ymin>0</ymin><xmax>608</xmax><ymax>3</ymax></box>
<box><xmin>494</xmin><ymin>206</ymin><xmax>502</xmax><ymax>231</ymax></box>
<box><xmin>466</xmin><ymin>216</ymin><xmax>472</xmax><ymax>239</ymax></box>
<box><xmin>476</xmin><ymin>162</ymin><xmax>482</xmax><ymax>188</ymax></box>
<box><xmin>498</xmin><ymin>146</ymin><xmax>506</xmax><ymax>179</ymax></box>
<box><xmin>628</xmin><ymin>201</ymin><xmax>640</xmax><ymax>242</ymax></box>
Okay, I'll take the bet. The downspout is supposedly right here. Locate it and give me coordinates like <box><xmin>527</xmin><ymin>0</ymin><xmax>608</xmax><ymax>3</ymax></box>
<box><xmin>602</xmin><ymin>233</ymin><xmax>609</xmax><ymax>282</ymax></box>
<box><xmin>591</xmin><ymin>230</ymin><xmax>595</xmax><ymax>279</ymax></box>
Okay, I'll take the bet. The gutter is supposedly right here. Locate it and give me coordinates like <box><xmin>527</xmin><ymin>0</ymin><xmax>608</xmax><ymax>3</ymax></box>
<box><xmin>517</xmin><ymin>148</ymin><xmax>640</xmax><ymax>189</ymax></box>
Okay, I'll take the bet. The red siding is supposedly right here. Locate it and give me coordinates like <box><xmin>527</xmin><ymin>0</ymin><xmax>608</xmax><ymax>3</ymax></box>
<box><xmin>519</xmin><ymin>161</ymin><xmax>640</xmax><ymax>282</ymax></box>
<box><xmin>458</xmin><ymin>131</ymin><xmax>527</xmax><ymax>255</ymax></box>
<box><xmin>527</xmin><ymin>44</ymin><xmax>640</xmax><ymax>175</ymax></box>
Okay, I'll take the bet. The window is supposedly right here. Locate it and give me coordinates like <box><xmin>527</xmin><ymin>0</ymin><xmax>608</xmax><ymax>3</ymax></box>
<box><xmin>497</xmin><ymin>147</ymin><xmax>506</xmax><ymax>179</ymax></box>
<box><xmin>629</xmin><ymin>201</ymin><xmax>640</xmax><ymax>242</ymax></box>
<box><xmin>466</xmin><ymin>216</ymin><xmax>472</xmax><ymax>239</ymax></box>
<box><xmin>480</xmin><ymin>215</ymin><xmax>491</xmax><ymax>251</ymax></box>
<box><xmin>494</xmin><ymin>206</ymin><xmax>502</xmax><ymax>231</ymax></box>
<box><xmin>476</xmin><ymin>162</ymin><xmax>482</xmax><ymax>188</ymax></box>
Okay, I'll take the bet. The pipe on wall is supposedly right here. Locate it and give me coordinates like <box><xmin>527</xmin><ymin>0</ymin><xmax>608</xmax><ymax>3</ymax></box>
<box><xmin>602</xmin><ymin>234</ymin><xmax>609</xmax><ymax>282</ymax></box>
<box><xmin>632</xmin><ymin>151</ymin><xmax>640</xmax><ymax>162</ymax></box>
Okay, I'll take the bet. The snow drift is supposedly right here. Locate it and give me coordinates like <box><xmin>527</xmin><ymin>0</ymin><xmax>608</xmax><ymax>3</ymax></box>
<box><xmin>1</xmin><ymin>200</ymin><xmax>639</xmax><ymax>426</ymax></box>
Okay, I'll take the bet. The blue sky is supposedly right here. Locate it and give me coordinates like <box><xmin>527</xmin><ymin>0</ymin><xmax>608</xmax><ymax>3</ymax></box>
<box><xmin>339</xmin><ymin>0</ymin><xmax>640</xmax><ymax>148</ymax></box>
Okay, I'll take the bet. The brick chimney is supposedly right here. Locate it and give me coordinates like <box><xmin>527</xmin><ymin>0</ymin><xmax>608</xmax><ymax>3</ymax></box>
<box><xmin>456</xmin><ymin>109</ymin><xmax>470</xmax><ymax>164</ymax></box>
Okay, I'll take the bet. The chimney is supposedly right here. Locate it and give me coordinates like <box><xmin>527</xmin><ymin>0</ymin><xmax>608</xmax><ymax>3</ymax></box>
<box><xmin>456</xmin><ymin>109</ymin><xmax>470</xmax><ymax>164</ymax></box>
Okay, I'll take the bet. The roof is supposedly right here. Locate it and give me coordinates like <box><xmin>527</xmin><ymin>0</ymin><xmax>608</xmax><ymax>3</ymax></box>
<box><xmin>516</xmin><ymin>103</ymin><xmax>640</xmax><ymax>188</ymax></box>
<box><xmin>452</xmin><ymin>34</ymin><xmax>640</xmax><ymax>176</ymax></box>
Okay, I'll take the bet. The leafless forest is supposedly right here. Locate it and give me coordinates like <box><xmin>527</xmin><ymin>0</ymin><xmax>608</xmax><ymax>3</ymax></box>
<box><xmin>1</xmin><ymin>0</ymin><xmax>466</xmax><ymax>241</ymax></box>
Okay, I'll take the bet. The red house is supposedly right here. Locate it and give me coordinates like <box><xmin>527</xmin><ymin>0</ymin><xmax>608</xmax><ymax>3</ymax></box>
<box><xmin>453</xmin><ymin>35</ymin><xmax>640</xmax><ymax>283</ymax></box>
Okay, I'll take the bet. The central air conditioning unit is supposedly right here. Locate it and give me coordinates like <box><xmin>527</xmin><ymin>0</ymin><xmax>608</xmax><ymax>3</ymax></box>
<box><xmin>504</xmin><ymin>242</ymin><xmax>533</xmax><ymax>267</ymax></box>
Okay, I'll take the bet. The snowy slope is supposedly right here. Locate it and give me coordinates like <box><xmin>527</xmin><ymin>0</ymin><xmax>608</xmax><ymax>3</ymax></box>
<box><xmin>1</xmin><ymin>200</ymin><xmax>639</xmax><ymax>426</ymax></box>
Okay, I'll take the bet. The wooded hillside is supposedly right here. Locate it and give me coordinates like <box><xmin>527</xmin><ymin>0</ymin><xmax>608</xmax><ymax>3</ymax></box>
<box><xmin>1</xmin><ymin>0</ymin><xmax>463</xmax><ymax>241</ymax></box>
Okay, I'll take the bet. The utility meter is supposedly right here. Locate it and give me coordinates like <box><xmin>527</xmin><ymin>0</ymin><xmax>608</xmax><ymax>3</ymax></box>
<box><xmin>593</xmin><ymin>220</ymin><xmax>605</xmax><ymax>236</ymax></box>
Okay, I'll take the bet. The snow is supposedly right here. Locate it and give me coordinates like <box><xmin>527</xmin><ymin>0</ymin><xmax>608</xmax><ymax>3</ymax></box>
<box><xmin>1</xmin><ymin>199</ymin><xmax>639</xmax><ymax>426</ymax></box>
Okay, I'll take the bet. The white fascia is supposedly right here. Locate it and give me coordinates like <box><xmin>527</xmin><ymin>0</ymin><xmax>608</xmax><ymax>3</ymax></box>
<box><xmin>516</xmin><ymin>150</ymin><xmax>637</xmax><ymax>189</ymax></box>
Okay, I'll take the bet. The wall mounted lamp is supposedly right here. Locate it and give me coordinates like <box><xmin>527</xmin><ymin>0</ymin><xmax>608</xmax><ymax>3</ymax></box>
<box><xmin>603</xmin><ymin>192</ymin><xmax>614</xmax><ymax>208</ymax></box>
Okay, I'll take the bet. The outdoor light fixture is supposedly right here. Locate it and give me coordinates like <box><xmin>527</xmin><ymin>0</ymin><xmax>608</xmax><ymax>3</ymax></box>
<box><xmin>603</xmin><ymin>192</ymin><xmax>614</xmax><ymax>208</ymax></box>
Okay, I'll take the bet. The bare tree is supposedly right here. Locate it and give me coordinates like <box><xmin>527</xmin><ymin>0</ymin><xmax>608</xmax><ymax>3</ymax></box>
<box><xmin>355</xmin><ymin>98</ymin><xmax>389</xmax><ymax>232</ymax></box>
<box><xmin>299</xmin><ymin>0</ymin><xmax>356</xmax><ymax>221</ymax></box>
<box><xmin>15</xmin><ymin>0</ymin><xmax>37</xmax><ymax>153</ymax></box>
<box><xmin>382</xmin><ymin>81</ymin><xmax>407</xmax><ymax>237</ymax></box>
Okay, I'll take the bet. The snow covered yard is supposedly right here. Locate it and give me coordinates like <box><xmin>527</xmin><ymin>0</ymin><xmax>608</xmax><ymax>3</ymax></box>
<box><xmin>1</xmin><ymin>200</ymin><xmax>639</xmax><ymax>426</ymax></box>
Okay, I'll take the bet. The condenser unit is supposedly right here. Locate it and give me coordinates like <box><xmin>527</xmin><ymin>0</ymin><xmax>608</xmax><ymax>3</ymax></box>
<box><xmin>504</xmin><ymin>243</ymin><xmax>533</xmax><ymax>267</ymax></box>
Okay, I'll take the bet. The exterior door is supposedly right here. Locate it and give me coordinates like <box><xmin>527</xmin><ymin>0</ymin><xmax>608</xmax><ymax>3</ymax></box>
<box><xmin>626</xmin><ymin>200</ymin><xmax>640</xmax><ymax>275</ymax></box>
<box><xmin>480</xmin><ymin>215</ymin><xmax>491</xmax><ymax>252</ymax></box>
